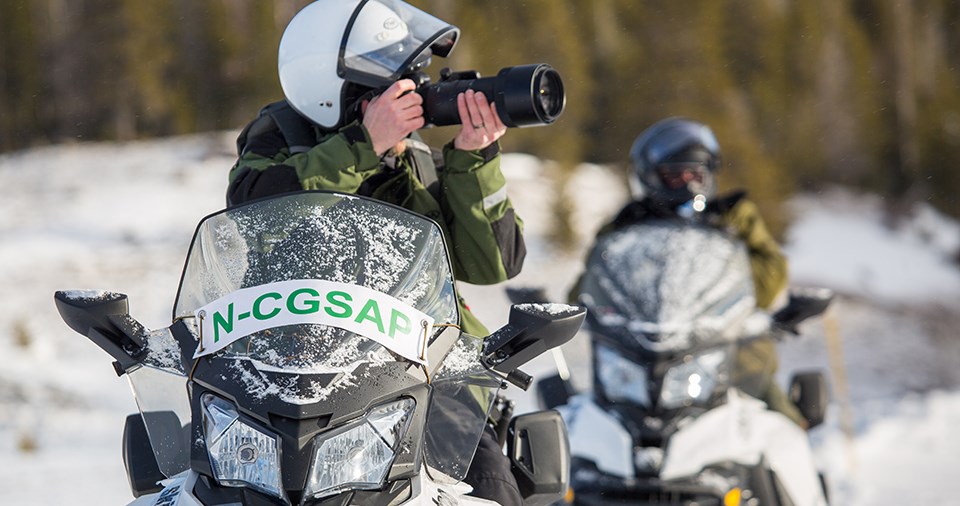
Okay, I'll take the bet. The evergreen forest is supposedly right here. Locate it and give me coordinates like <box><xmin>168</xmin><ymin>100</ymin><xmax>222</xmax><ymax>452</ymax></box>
<box><xmin>2</xmin><ymin>0</ymin><xmax>959</xmax><ymax>235</ymax></box>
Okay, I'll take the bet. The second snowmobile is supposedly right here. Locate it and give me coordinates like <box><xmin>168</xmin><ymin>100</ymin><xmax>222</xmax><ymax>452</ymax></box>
<box><xmin>516</xmin><ymin>219</ymin><xmax>832</xmax><ymax>505</ymax></box>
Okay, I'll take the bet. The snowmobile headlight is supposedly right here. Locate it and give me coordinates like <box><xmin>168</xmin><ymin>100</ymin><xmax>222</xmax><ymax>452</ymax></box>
<box><xmin>201</xmin><ymin>394</ymin><xmax>284</xmax><ymax>500</ymax></box>
<box><xmin>660</xmin><ymin>350</ymin><xmax>726</xmax><ymax>409</ymax></box>
<box><xmin>596</xmin><ymin>342</ymin><xmax>651</xmax><ymax>408</ymax></box>
<box><xmin>304</xmin><ymin>398</ymin><xmax>416</xmax><ymax>500</ymax></box>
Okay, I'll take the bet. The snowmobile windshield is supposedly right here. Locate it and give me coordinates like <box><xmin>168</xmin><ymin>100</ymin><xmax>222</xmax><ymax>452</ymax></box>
<box><xmin>173</xmin><ymin>191</ymin><xmax>459</xmax><ymax>372</ymax></box>
<box><xmin>341</xmin><ymin>0</ymin><xmax>458</xmax><ymax>87</ymax></box>
<box><xmin>125</xmin><ymin>326</ymin><xmax>193</xmax><ymax>480</ymax></box>
<box><xmin>578</xmin><ymin>220</ymin><xmax>756</xmax><ymax>354</ymax></box>
<box><xmin>423</xmin><ymin>333</ymin><xmax>503</xmax><ymax>482</ymax></box>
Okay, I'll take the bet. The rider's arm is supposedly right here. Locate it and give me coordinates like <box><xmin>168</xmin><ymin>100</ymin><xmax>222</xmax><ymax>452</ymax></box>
<box><xmin>722</xmin><ymin>198</ymin><xmax>788</xmax><ymax>308</ymax></box>
<box><xmin>434</xmin><ymin>141</ymin><xmax>527</xmax><ymax>285</ymax></box>
<box><xmin>227</xmin><ymin>122</ymin><xmax>381</xmax><ymax>206</ymax></box>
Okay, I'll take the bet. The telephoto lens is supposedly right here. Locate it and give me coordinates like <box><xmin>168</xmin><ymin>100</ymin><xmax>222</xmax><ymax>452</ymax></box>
<box><xmin>418</xmin><ymin>64</ymin><xmax>565</xmax><ymax>128</ymax></box>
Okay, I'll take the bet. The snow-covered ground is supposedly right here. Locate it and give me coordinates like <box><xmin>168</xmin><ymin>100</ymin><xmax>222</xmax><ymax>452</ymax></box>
<box><xmin>0</xmin><ymin>134</ymin><xmax>958</xmax><ymax>504</ymax></box>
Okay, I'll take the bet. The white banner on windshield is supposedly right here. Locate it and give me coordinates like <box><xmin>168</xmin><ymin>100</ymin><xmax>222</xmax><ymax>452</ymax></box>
<box><xmin>193</xmin><ymin>279</ymin><xmax>433</xmax><ymax>365</ymax></box>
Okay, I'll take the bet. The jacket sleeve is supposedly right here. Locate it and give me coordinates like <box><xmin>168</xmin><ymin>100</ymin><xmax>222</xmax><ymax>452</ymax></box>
<box><xmin>435</xmin><ymin>142</ymin><xmax>527</xmax><ymax>285</ymax></box>
<box><xmin>227</xmin><ymin>122</ymin><xmax>382</xmax><ymax>206</ymax></box>
<box><xmin>721</xmin><ymin>198</ymin><xmax>789</xmax><ymax>308</ymax></box>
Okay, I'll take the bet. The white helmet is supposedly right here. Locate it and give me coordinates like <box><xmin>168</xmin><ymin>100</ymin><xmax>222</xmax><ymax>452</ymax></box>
<box><xmin>278</xmin><ymin>0</ymin><xmax>459</xmax><ymax>129</ymax></box>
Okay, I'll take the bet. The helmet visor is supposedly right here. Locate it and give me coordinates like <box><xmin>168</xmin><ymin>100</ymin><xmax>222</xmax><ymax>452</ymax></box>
<box><xmin>656</xmin><ymin>162</ymin><xmax>709</xmax><ymax>190</ymax></box>
<box><xmin>644</xmin><ymin>122</ymin><xmax>720</xmax><ymax>170</ymax></box>
<box><xmin>342</xmin><ymin>0</ymin><xmax>459</xmax><ymax>86</ymax></box>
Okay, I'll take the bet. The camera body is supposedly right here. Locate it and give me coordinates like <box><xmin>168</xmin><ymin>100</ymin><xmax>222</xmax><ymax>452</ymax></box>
<box><xmin>406</xmin><ymin>64</ymin><xmax>566</xmax><ymax>128</ymax></box>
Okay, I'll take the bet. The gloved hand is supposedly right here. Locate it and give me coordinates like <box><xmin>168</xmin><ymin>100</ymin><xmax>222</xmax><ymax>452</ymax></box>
<box><xmin>700</xmin><ymin>190</ymin><xmax>748</xmax><ymax>228</ymax></box>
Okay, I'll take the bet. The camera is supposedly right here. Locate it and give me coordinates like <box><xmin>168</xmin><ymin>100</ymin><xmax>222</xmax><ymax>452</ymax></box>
<box><xmin>407</xmin><ymin>64</ymin><xmax>566</xmax><ymax>128</ymax></box>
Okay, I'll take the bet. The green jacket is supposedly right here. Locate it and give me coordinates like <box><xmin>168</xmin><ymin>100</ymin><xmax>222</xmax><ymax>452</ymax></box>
<box><xmin>716</xmin><ymin>196</ymin><xmax>788</xmax><ymax>309</ymax></box>
<box><xmin>227</xmin><ymin>102</ymin><xmax>526</xmax><ymax>337</ymax></box>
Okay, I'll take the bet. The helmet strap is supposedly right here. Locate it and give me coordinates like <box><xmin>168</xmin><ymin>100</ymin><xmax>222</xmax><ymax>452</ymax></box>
<box><xmin>343</xmin><ymin>85</ymin><xmax>379</xmax><ymax>126</ymax></box>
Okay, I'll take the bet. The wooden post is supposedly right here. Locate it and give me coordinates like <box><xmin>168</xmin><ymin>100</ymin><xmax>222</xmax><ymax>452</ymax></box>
<box><xmin>823</xmin><ymin>303</ymin><xmax>857</xmax><ymax>472</ymax></box>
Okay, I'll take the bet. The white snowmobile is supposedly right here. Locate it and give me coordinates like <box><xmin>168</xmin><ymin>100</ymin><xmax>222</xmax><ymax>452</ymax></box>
<box><xmin>516</xmin><ymin>219</ymin><xmax>832</xmax><ymax>506</ymax></box>
<box><xmin>55</xmin><ymin>191</ymin><xmax>583</xmax><ymax>505</ymax></box>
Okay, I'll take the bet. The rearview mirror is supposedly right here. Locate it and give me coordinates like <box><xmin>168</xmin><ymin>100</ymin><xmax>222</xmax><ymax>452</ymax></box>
<box><xmin>483</xmin><ymin>303</ymin><xmax>585</xmax><ymax>376</ymax></box>
<box><xmin>508</xmin><ymin>410</ymin><xmax>570</xmax><ymax>506</ymax></box>
<box><xmin>789</xmin><ymin>370</ymin><xmax>829</xmax><ymax>429</ymax></box>
<box><xmin>772</xmin><ymin>287</ymin><xmax>834</xmax><ymax>334</ymax></box>
<box><xmin>54</xmin><ymin>290</ymin><xmax>147</xmax><ymax>372</ymax></box>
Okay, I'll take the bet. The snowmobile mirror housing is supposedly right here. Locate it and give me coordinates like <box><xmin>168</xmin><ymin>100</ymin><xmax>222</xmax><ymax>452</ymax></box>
<box><xmin>54</xmin><ymin>290</ymin><xmax>147</xmax><ymax>373</ymax></box>
<box><xmin>122</xmin><ymin>413</ymin><xmax>166</xmax><ymax>497</ymax></box>
<box><xmin>789</xmin><ymin>371</ymin><xmax>829</xmax><ymax>429</ymax></box>
<box><xmin>508</xmin><ymin>411</ymin><xmax>570</xmax><ymax>506</ymax></box>
<box><xmin>772</xmin><ymin>287</ymin><xmax>834</xmax><ymax>335</ymax></box>
<box><xmin>483</xmin><ymin>303</ymin><xmax>585</xmax><ymax>376</ymax></box>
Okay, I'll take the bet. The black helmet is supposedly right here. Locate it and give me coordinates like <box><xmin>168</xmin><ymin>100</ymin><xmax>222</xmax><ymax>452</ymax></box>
<box><xmin>629</xmin><ymin>118</ymin><xmax>722</xmax><ymax>207</ymax></box>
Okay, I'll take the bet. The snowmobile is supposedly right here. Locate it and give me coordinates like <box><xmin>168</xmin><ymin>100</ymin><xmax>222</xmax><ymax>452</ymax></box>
<box><xmin>512</xmin><ymin>219</ymin><xmax>833</xmax><ymax>506</ymax></box>
<box><xmin>55</xmin><ymin>191</ymin><xmax>584</xmax><ymax>505</ymax></box>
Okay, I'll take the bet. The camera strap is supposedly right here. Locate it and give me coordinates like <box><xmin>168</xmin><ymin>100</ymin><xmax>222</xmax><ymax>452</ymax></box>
<box><xmin>269</xmin><ymin>105</ymin><xmax>317</xmax><ymax>155</ymax></box>
<box><xmin>406</xmin><ymin>133</ymin><xmax>441</xmax><ymax>202</ymax></box>
<box><xmin>237</xmin><ymin>100</ymin><xmax>317</xmax><ymax>157</ymax></box>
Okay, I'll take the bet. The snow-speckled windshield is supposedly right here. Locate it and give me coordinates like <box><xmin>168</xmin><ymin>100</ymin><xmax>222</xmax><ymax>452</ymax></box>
<box><xmin>579</xmin><ymin>220</ymin><xmax>756</xmax><ymax>353</ymax></box>
<box><xmin>173</xmin><ymin>192</ymin><xmax>459</xmax><ymax>371</ymax></box>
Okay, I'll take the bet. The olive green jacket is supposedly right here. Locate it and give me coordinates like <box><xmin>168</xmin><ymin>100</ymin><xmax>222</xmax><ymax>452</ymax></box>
<box><xmin>227</xmin><ymin>105</ymin><xmax>526</xmax><ymax>337</ymax></box>
<box><xmin>713</xmin><ymin>197</ymin><xmax>803</xmax><ymax>424</ymax></box>
<box><xmin>716</xmin><ymin>197</ymin><xmax>788</xmax><ymax>309</ymax></box>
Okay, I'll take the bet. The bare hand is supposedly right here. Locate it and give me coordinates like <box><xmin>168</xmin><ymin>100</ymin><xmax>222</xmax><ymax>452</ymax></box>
<box><xmin>453</xmin><ymin>90</ymin><xmax>507</xmax><ymax>151</ymax></box>
<box><xmin>362</xmin><ymin>79</ymin><xmax>425</xmax><ymax>156</ymax></box>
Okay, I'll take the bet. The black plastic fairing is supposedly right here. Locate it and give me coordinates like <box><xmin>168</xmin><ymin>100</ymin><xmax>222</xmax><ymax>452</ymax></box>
<box><xmin>168</xmin><ymin>319</ymin><xmax>199</xmax><ymax>373</ymax></box>
<box><xmin>590</xmin><ymin>333</ymin><xmax>733</xmax><ymax>421</ymax></box>
<box><xmin>122</xmin><ymin>413</ymin><xmax>165</xmax><ymax>497</ymax></box>
<box><xmin>189</xmin><ymin>357</ymin><xmax>430</xmax><ymax>498</ymax></box>
<box><xmin>567</xmin><ymin>457</ymin><xmax>743</xmax><ymax>506</ymax></box>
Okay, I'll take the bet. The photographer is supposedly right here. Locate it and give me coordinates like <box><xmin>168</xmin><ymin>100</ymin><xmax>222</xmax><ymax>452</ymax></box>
<box><xmin>228</xmin><ymin>0</ymin><xmax>525</xmax><ymax>327</ymax></box>
<box><xmin>227</xmin><ymin>1</ymin><xmax>526</xmax><ymax>503</ymax></box>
